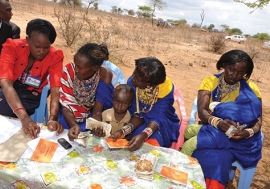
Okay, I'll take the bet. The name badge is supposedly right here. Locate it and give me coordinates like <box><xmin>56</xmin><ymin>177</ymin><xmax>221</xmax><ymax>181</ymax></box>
<box><xmin>25</xmin><ymin>76</ymin><xmax>41</xmax><ymax>88</ymax></box>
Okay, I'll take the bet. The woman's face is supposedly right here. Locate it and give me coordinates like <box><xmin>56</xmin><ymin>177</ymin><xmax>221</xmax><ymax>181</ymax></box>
<box><xmin>131</xmin><ymin>69</ymin><xmax>149</xmax><ymax>89</ymax></box>
<box><xmin>223</xmin><ymin>61</ymin><xmax>247</xmax><ymax>85</ymax></box>
<box><xmin>26</xmin><ymin>31</ymin><xmax>51</xmax><ymax>61</ymax></box>
<box><xmin>74</xmin><ymin>53</ymin><xmax>98</xmax><ymax>80</ymax></box>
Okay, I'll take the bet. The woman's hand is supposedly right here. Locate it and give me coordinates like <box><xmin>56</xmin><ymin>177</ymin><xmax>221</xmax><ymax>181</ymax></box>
<box><xmin>92</xmin><ymin>126</ymin><xmax>106</xmax><ymax>137</ymax></box>
<box><xmin>217</xmin><ymin>119</ymin><xmax>237</xmax><ymax>132</ymax></box>
<box><xmin>21</xmin><ymin>118</ymin><xmax>40</xmax><ymax>139</ymax></box>
<box><xmin>68</xmin><ymin>125</ymin><xmax>80</xmax><ymax>141</ymax></box>
<box><xmin>230</xmin><ymin>130</ymin><xmax>249</xmax><ymax>141</ymax></box>
<box><xmin>110</xmin><ymin>129</ymin><xmax>125</xmax><ymax>141</ymax></box>
<box><xmin>126</xmin><ymin>132</ymin><xmax>148</xmax><ymax>151</ymax></box>
<box><xmin>47</xmin><ymin>120</ymin><xmax>64</xmax><ymax>136</ymax></box>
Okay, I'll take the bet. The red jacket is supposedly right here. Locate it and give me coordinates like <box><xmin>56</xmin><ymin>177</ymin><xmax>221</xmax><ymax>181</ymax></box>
<box><xmin>0</xmin><ymin>38</ymin><xmax>63</xmax><ymax>93</ymax></box>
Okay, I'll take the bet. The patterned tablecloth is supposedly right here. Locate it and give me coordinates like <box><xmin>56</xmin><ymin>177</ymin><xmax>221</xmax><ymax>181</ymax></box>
<box><xmin>0</xmin><ymin>134</ymin><xmax>206</xmax><ymax>189</ymax></box>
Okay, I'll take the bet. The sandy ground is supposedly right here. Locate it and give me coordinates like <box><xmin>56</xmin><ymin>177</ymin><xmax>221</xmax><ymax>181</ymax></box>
<box><xmin>9</xmin><ymin>1</ymin><xmax>270</xmax><ymax>188</ymax></box>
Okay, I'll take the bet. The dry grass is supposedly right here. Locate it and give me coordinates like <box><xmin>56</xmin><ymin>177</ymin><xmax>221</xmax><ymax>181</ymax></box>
<box><xmin>10</xmin><ymin>0</ymin><xmax>270</xmax><ymax>188</ymax></box>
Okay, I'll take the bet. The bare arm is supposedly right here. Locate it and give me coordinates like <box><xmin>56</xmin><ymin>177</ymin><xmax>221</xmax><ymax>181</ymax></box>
<box><xmin>47</xmin><ymin>86</ymin><xmax>63</xmax><ymax>135</ymax></box>
<box><xmin>0</xmin><ymin>78</ymin><xmax>40</xmax><ymax>138</ymax></box>
<box><xmin>62</xmin><ymin>106</ymin><xmax>81</xmax><ymax>141</ymax></box>
<box><xmin>197</xmin><ymin>90</ymin><xmax>236</xmax><ymax>132</ymax></box>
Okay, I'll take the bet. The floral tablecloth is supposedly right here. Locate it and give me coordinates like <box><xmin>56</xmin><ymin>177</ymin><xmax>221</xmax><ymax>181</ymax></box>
<box><xmin>0</xmin><ymin>135</ymin><xmax>206</xmax><ymax>189</ymax></box>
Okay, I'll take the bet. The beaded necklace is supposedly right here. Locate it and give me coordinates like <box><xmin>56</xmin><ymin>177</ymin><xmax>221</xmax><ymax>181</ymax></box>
<box><xmin>73</xmin><ymin>69</ymin><xmax>100</xmax><ymax>111</ymax></box>
<box><xmin>135</xmin><ymin>86</ymin><xmax>159</xmax><ymax>114</ymax></box>
<box><xmin>214</xmin><ymin>73</ymin><xmax>239</xmax><ymax>102</ymax></box>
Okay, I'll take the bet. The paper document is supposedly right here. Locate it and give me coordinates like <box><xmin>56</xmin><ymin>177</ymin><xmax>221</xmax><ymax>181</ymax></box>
<box><xmin>104</xmin><ymin>138</ymin><xmax>128</xmax><ymax>149</ymax></box>
<box><xmin>21</xmin><ymin>129</ymin><xmax>79</xmax><ymax>162</ymax></box>
<box><xmin>30</xmin><ymin>138</ymin><xmax>58</xmax><ymax>163</ymax></box>
<box><xmin>86</xmin><ymin>117</ymin><xmax>112</xmax><ymax>137</ymax></box>
<box><xmin>0</xmin><ymin>115</ymin><xmax>22</xmax><ymax>144</ymax></box>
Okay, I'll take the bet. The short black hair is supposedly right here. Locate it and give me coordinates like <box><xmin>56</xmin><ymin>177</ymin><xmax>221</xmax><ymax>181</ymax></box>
<box><xmin>77</xmin><ymin>43</ymin><xmax>109</xmax><ymax>66</ymax></box>
<box><xmin>135</xmin><ymin>57</ymin><xmax>166</xmax><ymax>86</ymax></box>
<box><xmin>114</xmin><ymin>84</ymin><xmax>134</xmax><ymax>103</ymax></box>
<box><xmin>26</xmin><ymin>18</ymin><xmax>57</xmax><ymax>44</ymax></box>
<box><xmin>216</xmin><ymin>50</ymin><xmax>254</xmax><ymax>80</ymax></box>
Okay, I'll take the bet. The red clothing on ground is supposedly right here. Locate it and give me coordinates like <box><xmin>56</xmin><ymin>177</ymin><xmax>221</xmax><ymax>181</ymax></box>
<box><xmin>205</xmin><ymin>178</ymin><xmax>225</xmax><ymax>189</ymax></box>
<box><xmin>145</xmin><ymin>138</ymin><xmax>160</xmax><ymax>146</ymax></box>
<box><xmin>0</xmin><ymin>38</ymin><xmax>63</xmax><ymax>93</ymax></box>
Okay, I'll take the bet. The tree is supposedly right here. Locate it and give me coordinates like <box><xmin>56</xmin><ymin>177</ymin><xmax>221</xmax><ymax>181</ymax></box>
<box><xmin>93</xmin><ymin>2</ymin><xmax>98</xmax><ymax>10</ymax></box>
<box><xmin>111</xmin><ymin>6</ymin><xmax>118</xmax><ymax>14</ymax></box>
<box><xmin>199</xmin><ymin>9</ymin><xmax>205</xmax><ymax>28</ymax></box>
<box><xmin>230</xmin><ymin>28</ymin><xmax>243</xmax><ymax>35</ymax></box>
<box><xmin>220</xmin><ymin>24</ymin><xmax>230</xmax><ymax>33</ymax></box>
<box><xmin>147</xmin><ymin>0</ymin><xmax>167</xmax><ymax>26</ymax></box>
<box><xmin>59</xmin><ymin>0</ymin><xmax>83</xmax><ymax>7</ymax></box>
<box><xmin>128</xmin><ymin>9</ymin><xmax>135</xmax><ymax>16</ymax></box>
<box><xmin>138</xmin><ymin>5</ymin><xmax>152</xmax><ymax>19</ymax></box>
<box><xmin>253</xmin><ymin>32</ymin><xmax>270</xmax><ymax>40</ymax></box>
<box><xmin>208</xmin><ymin>24</ymin><xmax>215</xmax><ymax>31</ymax></box>
<box><xmin>234</xmin><ymin>0</ymin><xmax>270</xmax><ymax>13</ymax></box>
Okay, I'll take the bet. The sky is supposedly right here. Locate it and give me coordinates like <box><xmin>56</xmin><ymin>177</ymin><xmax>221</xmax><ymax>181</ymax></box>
<box><xmin>83</xmin><ymin>0</ymin><xmax>270</xmax><ymax>36</ymax></box>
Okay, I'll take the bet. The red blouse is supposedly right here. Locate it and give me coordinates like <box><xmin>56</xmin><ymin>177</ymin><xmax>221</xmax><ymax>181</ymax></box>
<box><xmin>0</xmin><ymin>38</ymin><xmax>63</xmax><ymax>93</ymax></box>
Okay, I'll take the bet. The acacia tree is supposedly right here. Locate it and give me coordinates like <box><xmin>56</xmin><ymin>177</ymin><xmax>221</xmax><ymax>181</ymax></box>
<box><xmin>138</xmin><ymin>5</ymin><xmax>152</xmax><ymax>19</ymax></box>
<box><xmin>148</xmin><ymin>0</ymin><xmax>167</xmax><ymax>26</ymax></box>
<box><xmin>234</xmin><ymin>0</ymin><xmax>270</xmax><ymax>13</ymax></box>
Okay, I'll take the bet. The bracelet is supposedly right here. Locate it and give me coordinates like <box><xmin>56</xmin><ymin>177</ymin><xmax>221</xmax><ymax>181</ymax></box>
<box><xmin>245</xmin><ymin>128</ymin><xmax>254</xmax><ymax>139</ymax></box>
<box><xmin>121</xmin><ymin>124</ymin><xmax>132</xmax><ymax>137</ymax></box>
<box><xmin>208</xmin><ymin>116</ymin><xmax>223</xmax><ymax>128</ymax></box>
<box><xmin>126</xmin><ymin>123</ymin><xmax>134</xmax><ymax>131</ymax></box>
<box><xmin>13</xmin><ymin>107</ymin><xmax>26</xmax><ymax>114</ymax></box>
<box><xmin>142</xmin><ymin>127</ymin><xmax>153</xmax><ymax>139</ymax></box>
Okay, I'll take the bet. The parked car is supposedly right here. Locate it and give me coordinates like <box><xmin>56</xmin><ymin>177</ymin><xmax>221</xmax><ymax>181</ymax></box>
<box><xmin>225</xmin><ymin>35</ymin><xmax>246</xmax><ymax>43</ymax></box>
<box><xmin>263</xmin><ymin>41</ymin><xmax>270</xmax><ymax>49</ymax></box>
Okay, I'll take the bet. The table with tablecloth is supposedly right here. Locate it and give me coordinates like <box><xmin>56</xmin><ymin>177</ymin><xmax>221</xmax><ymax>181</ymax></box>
<box><xmin>0</xmin><ymin>133</ymin><xmax>206</xmax><ymax>189</ymax></box>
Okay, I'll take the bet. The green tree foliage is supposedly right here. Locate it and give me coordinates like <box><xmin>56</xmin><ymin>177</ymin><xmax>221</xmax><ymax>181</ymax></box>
<box><xmin>220</xmin><ymin>24</ymin><xmax>230</xmax><ymax>33</ymax></box>
<box><xmin>208</xmin><ymin>24</ymin><xmax>215</xmax><ymax>31</ymax></box>
<box><xmin>253</xmin><ymin>32</ymin><xmax>270</xmax><ymax>40</ymax></box>
<box><xmin>128</xmin><ymin>9</ymin><xmax>135</xmax><ymax>16</ymax></box>
<box><xmin>230</xmin><ymin>28</ymin><xmax>243</xmax><ymax>35</ymax></box>
<box><xmin>59</xmin><ymin>0</ymin><xmax>83</xmax><ymax>7</ymax></box>
<box><xmin>234</xmin><ymin>0</ymin><xmax>269</xmax><ymax>12</ymax></box>
<box><xmin>138</xmin><ymin>5</ymin><xmax>152</xmax><ymax>19</ymax></box>
<box><xmin>93</xmin><ymin>2</ymin><xmax>98</xmax><ymax>10</ymax></box>
<box><xmin>147</xmin><ymin>0</ymin><xmax>167</xmax><ymax>26</ymax></box>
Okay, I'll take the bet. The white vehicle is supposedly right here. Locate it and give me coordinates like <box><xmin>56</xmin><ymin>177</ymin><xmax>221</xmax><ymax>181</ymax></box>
<box><xmin>263</xmin><ymin>41</ymin><xmax>270</xmax><ymax>49</ymax></box>
<box><xmin>225</xmin><ymin>35</ymin><xmax>246</xmax><ymax>43</ymax></box>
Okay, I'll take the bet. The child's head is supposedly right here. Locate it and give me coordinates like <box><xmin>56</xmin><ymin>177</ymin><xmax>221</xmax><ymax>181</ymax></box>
<box><xmin>113</xmin><ymin>84</ymin><xmax>134</xmax><ymax>114</ymax></box>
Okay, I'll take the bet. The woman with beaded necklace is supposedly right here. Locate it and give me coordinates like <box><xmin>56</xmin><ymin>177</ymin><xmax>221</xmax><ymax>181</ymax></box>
<box><xmin>59</xmin><ymin>43</ymin><xmax>114</xmax><ymax>139</ymax></box>
<box><xmin>110</xmin><ymin>57</ymin><xmax>180</xmax><ymax>151</ymax></box>
<box><xmin>181</xmin><ymin>50</ymin><xmax>263</xmax><ymax>189</ymax></box>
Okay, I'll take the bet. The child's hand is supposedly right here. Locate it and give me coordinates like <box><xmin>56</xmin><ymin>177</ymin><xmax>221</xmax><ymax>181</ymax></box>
<box><xmin>92</xmin><ymin>126</ymin><xmax>106</xmax><ymax>137</ymax></box>
<box><xmin>110</xmin><ymin>129</ymin><xmax>124</xmax><ymax>141</ymax></box>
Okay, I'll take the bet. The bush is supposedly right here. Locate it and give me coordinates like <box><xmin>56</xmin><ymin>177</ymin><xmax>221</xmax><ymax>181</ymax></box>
<box><xmin>207</xmin><ymin>33</ymin><xmax>226</xmax><ymax>54</ymax></box>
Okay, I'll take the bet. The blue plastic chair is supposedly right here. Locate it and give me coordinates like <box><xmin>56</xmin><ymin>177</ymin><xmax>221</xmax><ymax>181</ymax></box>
<box><xmin>102</xmin><ymin>60</ymin><xmax>126</xmax><ymax>86</ymax></box>
<box><xmin>30</xmin><ymin>83</ymin><xmax>50</xmax><ymax>124</ymax></box>
<box><xmin>188</xmin><ymin>97</ymin><xmax>263</xmax><ymax>189</ymax></box>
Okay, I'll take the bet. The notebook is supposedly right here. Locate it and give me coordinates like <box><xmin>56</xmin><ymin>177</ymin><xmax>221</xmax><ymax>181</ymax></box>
<box><xmin>104</xmin><ymin>138</ymin><xmax>128</xmax><ymax>149</ymax></box>
<box><xmin>160</xmin><ymin>165</ymin><xmax>188</xmax><ymax>185</ymax></box>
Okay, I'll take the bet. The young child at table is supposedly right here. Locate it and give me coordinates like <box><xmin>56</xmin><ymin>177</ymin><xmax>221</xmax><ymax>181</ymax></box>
<box><xmin>101</xmin><ymin>84</ymin><xmax>134</xmax><ymax>134</ymax></box>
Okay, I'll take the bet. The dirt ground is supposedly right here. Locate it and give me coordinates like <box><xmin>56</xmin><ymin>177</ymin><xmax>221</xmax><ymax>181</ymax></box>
<box><xmin>10</xmin><ymin>1</ymin><xmax>270</xmax><ymax>188</ymax></box>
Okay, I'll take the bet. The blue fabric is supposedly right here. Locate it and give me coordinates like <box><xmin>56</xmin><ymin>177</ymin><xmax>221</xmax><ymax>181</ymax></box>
<box><xmin>102</xmin><ymin>60</ymin><xmax>126</xmax><ymax>85</ymax></box>
<box><xmin>127</xmin><ymin>77</ymin><xmax>180</xmax><ymax>147</ymax></box>
<box><xmin>0</xmin><ymin>80</ymin><xmax>41</xmax><ymax>117</ymax></box>
<box><xmin>192</xmin><ymin>77</ymin><xmax>262</xmax><ymax>185</ymax></box>
<box><xmin>59</xmin><ymin>80</ymin><xmax>113</xmax><ymax>131</ymax></box>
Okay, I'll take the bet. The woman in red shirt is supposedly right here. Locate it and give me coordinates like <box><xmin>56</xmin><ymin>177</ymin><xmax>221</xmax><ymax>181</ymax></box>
<box><xmin>0</xmin><ymin>18</ymin><xmax>64</xmax><ymax>138</ymax></box>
